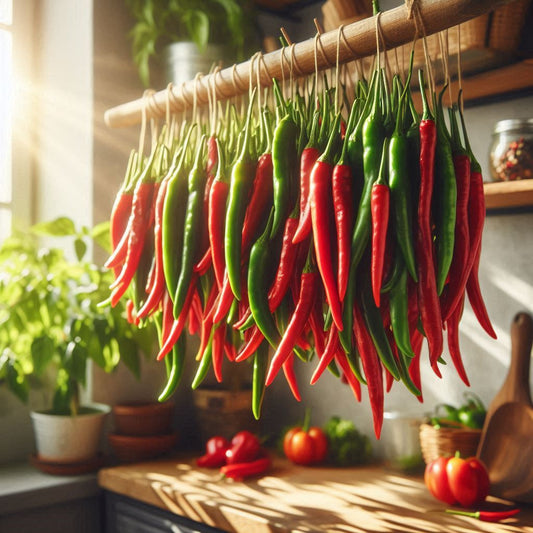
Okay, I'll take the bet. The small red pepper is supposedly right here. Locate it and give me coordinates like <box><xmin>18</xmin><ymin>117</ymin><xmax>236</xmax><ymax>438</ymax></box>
<box><xmin>445</xmin><ymin>508</ymin><xmax>520</xmax><ymax>523</ymax></box>
<box><xmin>370</xmin><ymin>178</ymin><xmax>390</xmax><ymax>308</ymax></box>
<box><xmin>196</xmin><ymin>435</ymin><xmax>230</xmax><ymax>468</ymax></box>
<box><xmin>225</xmin><ymin>431</ymin><xmax>261</xmax><ymax>465</ymax></box>
<box><xmin>220</xmin><ymin>455</ymin><xmax>271</xmax><ymax>481</ymax></box>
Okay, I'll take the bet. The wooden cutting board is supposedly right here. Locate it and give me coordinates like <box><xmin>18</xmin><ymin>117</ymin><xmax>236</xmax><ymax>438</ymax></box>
<box><xmin>477</xmin><ymin>312</ymin><xmax>533</xmax><ymax>503</ymax></box>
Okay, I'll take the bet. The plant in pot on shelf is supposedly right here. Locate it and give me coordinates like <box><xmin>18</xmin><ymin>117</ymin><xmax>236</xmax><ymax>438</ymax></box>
<box><xmin>125</xmin><ymin>0</ymin><xmax>260</xmax><ymax>87</ymax></box>
<box><xmin>0</xmin><ymin>217</ymin><xmax>156</xmax><ymax>467</ymax></box>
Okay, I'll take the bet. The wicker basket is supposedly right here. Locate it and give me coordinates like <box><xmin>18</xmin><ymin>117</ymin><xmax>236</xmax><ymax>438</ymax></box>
<box><xmin>419</xmin><ymin>423</ymin><xmax>482</xmax><ymax>464</ymax></box>
<box><xmin>489</xmin><ymin>0</ymin><xmax>532</xmax><ymax>52</ymax></box>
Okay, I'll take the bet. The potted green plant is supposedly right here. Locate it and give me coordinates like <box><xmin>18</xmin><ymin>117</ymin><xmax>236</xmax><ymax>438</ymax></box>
<box><xmin>125</xmin><ymin>0</ymin><xmax>260</xmax><ymax>87</ymax></box>
<box><xmin>0</xmin><ymin>217</ymin><xmax>155</xmax><ymax>464</ymax></box>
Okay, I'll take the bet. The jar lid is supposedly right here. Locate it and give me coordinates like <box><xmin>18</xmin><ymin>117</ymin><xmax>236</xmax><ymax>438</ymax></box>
<box><xmin>493</xmin><ymin>118</ymin><xmax>533</xmax><ymax>134</ymax></box>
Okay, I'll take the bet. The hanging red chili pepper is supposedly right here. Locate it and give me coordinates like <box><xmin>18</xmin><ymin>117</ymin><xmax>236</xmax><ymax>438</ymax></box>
<box><xmin>370</xmin><ymin>138</ymin><xmax>390</xmax><ymax>307</ymax></box>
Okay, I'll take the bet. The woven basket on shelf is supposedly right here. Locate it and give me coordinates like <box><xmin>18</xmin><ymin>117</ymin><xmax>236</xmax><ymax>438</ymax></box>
<box><xmin>489</xmin><ymin>0</ymin><xmax>532</xmax><ymax>52</ymax></box>
<box><xmin>419</xmin><ymin>423</ymin><xmax>482</xmax><ymax>464</ymax></box>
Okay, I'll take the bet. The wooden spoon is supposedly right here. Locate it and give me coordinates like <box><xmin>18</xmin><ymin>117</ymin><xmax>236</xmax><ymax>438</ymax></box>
<box><xmin>477</xmin><ymin>312</ymin><xmax>533</xmax><ymax>502</ymax></box>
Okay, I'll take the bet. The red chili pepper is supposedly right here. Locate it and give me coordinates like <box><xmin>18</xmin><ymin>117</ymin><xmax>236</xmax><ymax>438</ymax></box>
<box><xmin>212</xmin><ymin>273</ymin><xmax>235</xmax><ymax>324</ymax></box>
<box><xmin>308</xmin><ymin>293</ymin><xmax>326</xmax><ymax>358</ymax></box>
<box><xmin>293</xmin><ymin>146</ymin><xmax>320</xmax><ymax>244</ymax></box>
<box><xmin>440</xmin><ymin>153</ymin><xmax>471</xmax><ymax>321</ymax></box>
<box><xmin>332</xmin><ymin>162</ymin><xmax>354</xmax><ymax>301</ymax></box>
<box><xmin>353</xmin><ymin>297</ymin><xmax>384</xmax><ymax>439</ymax></box>
<box><xmin>220</xmin><ymin>455</ymin><xmax>271</xmax><ymax>481</ymax></box>
<box><xmin>370</xmin><ymin>180</ymin><xmax>390</xmax><ymax>308</ymax></box>
<box><xmin>198</xmin><ymin>139</ymin><xmax>228</xmax><ymax>289</ymax></box>
<box><xmin>235</xmin><ymin>326</ymin><xmax>265</xmax><ymax>363</ymax></box>
<box><xmin>156</xmin><ymin>275</ymin><xmax>197</xmax><ymax>361</ymax></box>
<box><xmin>310</xmin><ymin>324</ymin><xmax>339</xmax><ymax>385</ymax></box>
<box><xmin>194</xmin><ymin>136</ymin><xmax>218</xmax><ymax>274</ymax></box>
<box><xmin>334</xmin><ymin>349</ymin><xmax>362</xmax><ymax>402</ymax></box>
<box><xmin>415</xmin><ymin>72</ymin><xmax>443</xmax><ymax>372</ymax></box>
<box><xmin>310</xmin><ymin>158</ymin><xmax>343</xmax><ymax>331</ymax></box>
<box><xmin>212</xmin><ymin>322</ymin><xmax>226</xmax><ymax>383</ymax></box>
<box><xmin>267</xmin><ymin>211</ymin><xmax>301</xmax><ymax>312</ymax></box>
<box><xmin>446</xmin><ymin>295</ymin><xmax>470</xmax><ymax>386</ymax></box>
<box><xmin>466</xmin><ymin>249</ymin><xmax>497</xmax><ymax>339</ymax></box>
<box><xmin>241</xmin><ymin>153</ymin><xmax>274</xmax><ymax>254</ymax></box>
<box><xmin>416</xmin><ymin>117</ymin><xmax>443</xmax><ymax>372</ymax></box>
<box><xmin>266</xmin><ymin>261</ymin><xmax>318</xmax><ymax>386</ymax></box>
<box><xmin>109</xmin><ymin>191</ymin><xmax>134</xmax><ymax>278</ymax></box>
<box><xmin>408</xmin><ymin>330</ymin><xmax>424</xmax><ymax>404</ymax></box>
<box><xmin>137</xmin><ymin>177</ymin><xmax>171</xmax><ymax>318</ymax></box>
<box><xmin>282</xmin><ymin>355</ymin><xmax>301</xmax><ymax>401</ymax></box>
<box><xmin>445</xmin><ymin>508</ymin><xmax>520</xmax><ymax>523</ymax></box>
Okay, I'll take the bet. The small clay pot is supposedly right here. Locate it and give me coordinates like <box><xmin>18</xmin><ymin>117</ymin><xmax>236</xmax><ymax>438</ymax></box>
<box><xmin>108</xmin><ymin>432</ymin><xmax>178</xmax><ymax>463</ymax></box>
<box><xmin>112</xmin><ymin>402</ymin><xmax>174</xmax><ymax>436</ymax></box>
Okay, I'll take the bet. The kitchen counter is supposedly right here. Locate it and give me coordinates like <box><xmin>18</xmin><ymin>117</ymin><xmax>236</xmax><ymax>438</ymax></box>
<box><xmin>98</xmin><ymin>455</ymin><xmax>532</xmax><ymax>532</ymax></box>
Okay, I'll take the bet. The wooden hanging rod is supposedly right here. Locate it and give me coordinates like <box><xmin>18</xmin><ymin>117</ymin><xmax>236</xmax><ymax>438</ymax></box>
<box><xmin>105</xmin><ymin>0</ymin><xmax>509</xmax><ymax>128</ymax></box>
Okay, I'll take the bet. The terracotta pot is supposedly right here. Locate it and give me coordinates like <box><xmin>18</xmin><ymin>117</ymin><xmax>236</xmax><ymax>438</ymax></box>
<box><xmin>112</xmin><ymin>402</ymin><xmax>174</xmax><ymax>436</ymax></box>
<box><xmin>108</xmin><ymin>432</ymin><xmax>178</xmax><ymax>463</ymax></box>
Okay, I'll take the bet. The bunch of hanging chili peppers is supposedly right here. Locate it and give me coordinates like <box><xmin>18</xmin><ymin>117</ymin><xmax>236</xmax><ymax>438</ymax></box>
<box><xmin>104</xmin><ymin>58</ymin><xmax>496</xmax><ymax>439</ymax></box>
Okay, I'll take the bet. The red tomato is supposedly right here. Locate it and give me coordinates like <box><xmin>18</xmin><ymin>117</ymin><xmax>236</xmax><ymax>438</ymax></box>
<box><xmin>424</xmin><ymin>454</ymin><xmax>490</xmax><ymax>507</ymax></box>
<box><xmin>283</xmin><ymin>426</ymin><xmax>328</xmax><ymax>465</ymax></box>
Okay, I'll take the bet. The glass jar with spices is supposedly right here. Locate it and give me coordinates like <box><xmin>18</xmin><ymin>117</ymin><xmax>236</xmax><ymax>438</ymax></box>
<box><xmin>489</xmin><ymin>118</ymin><xmax>533</xmax><ymax>182</ymax></box>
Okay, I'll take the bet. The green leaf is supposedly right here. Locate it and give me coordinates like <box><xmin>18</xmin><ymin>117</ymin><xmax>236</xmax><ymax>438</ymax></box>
<box><xmin>87</xmin><ymin>334</ymin><xmax>106</xmax><ymax>370</ymax></box>
<box><xmin>74</xmin><ymin>237</ymin><xmax>87</xmax><ymax>262</ymax></box>
<box><xmin>117</xmin><ymin>336</ymin><xmax>141</xmax><ymax>379</ymax></box>
<box><xmin>31</xmin><ymin>335</ymin><xmax>56</xmax><ymax>376</ymax></box>
<box><xmin>31</xmin><ymin>217</ymin><xmax>76</xmax><ymax>237</ymax></box>
<box><xmin>184</xmin><ymin>10</ymin><xmax>209</xmax><ymax>51</ymax></box>
<box><xmin>91</xmin><ymin>221</ymin><xmax>112</xmax><ymax>253</ymax></box>
<box><xmin>6</xmin><ymin>360</ymin><xmax>29</xmax><ymax>403</ymax></box>
<box><xmin>64</xmin><ymin>341</ymin><xmax>87</xmax><ymax>386</ymax></box>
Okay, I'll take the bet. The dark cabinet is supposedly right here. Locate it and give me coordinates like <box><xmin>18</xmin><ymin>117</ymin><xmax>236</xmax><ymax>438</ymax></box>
<box><xmin>104</xmin><ymin>491</ymin><xmax>225</xmax><ymax>533</ymax></box>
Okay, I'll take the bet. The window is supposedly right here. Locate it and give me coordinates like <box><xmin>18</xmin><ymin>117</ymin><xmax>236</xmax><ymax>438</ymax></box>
<box><xmin>0</xmin><ymin>0</ymin><xmax>12</xmax><ymax>241</ymax></box>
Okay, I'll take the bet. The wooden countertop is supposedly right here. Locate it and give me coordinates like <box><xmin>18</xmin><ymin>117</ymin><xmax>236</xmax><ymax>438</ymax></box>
<box><xmin>98</xmin><ymin>455</ymin><xmax>532</xmax><ymax>533</ymax></box>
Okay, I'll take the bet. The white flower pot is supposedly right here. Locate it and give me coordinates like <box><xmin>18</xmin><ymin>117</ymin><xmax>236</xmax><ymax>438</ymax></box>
<box><xmin>163</xmin><ymin>42</ymin><xmax>226</xmax><ymax>87</ymax></box>
<box><xmin>30</xmin><ymin>403</ymin><xmax>110</xmax><ymax>463</ymax></box>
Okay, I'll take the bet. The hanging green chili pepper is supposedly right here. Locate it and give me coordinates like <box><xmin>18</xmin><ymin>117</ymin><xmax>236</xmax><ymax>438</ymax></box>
<box><xmin>158</xmin><ymin>332</ymin><xmax>186</xmax><ymax>402</ymax></box>
<box><xmin>252</xmin><ymin>340</ymin><xmax>269</xmax><ymax>420</ymax></box>
<box><xmin>224</xmin><ymin>92</ymin><xmax>258</xmax><ymax>300</ymax></box>
<box><xmin>161</xmin><ymin>126</ymin><xmax>195</xmax><ymax>303</ymax></box>
<box><xmin>389</xmin><ymin>264</ymin><xmax>415</xmax><ymax>358</ymax></box>
<box><xmin>173</xmin><ymin>136</ymin><xmax>207</xmax><ymax>318</ymax></box>
<box><xmin>248</xmin><ymin>210</ymin><xmax>280</xmax><ymax>348</ymax></box>
<box><xmin>433</xmin><ymin>88</ymin><xmax>457</xmax><ymax>295</ymax></box>
<box><xmin>271</xmin><ymin>113</ymin><xmax>299</xmax><ymax>239</ymax></box>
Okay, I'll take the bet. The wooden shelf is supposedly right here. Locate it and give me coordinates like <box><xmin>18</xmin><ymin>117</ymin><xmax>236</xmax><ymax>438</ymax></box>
<box><xmin>452</xmin><ymin>58</ymin><xmax>533</xmax><ymax>104</ymax></box>
<box><xmin>484</xmin><ymin>179</ymin><xmax>533</xmax><ymax>210</ymax></box>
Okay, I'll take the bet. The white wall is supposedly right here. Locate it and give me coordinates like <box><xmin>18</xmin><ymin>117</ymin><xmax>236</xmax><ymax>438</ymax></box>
<box><xmin>34</xmin><ymin>0</ymin><xmax>93</xmax><ymax>229</ymax></box>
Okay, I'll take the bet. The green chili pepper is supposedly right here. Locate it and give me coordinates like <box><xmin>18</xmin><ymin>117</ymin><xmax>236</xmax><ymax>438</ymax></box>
<box><xmin>350</xmin><ymin>73</ymin><xmax>386</xmax><ymax>274</ymax></box>
<box><xmin>162</xmin><ymin>126</ymin><xmax>195</xmax><ymax>301</ymax></box>
<box><xmin>389</xmin><ymin>265</ymin><xmax>415</xmax><ymax>358</ymax></box>
<box><xmin>271</xmin><ymin>114</ymin><xmax>299</xmax><ymax>238</ymax></box>
<box><xmin>158</xmin><ymin>333</ymin><xmax>186</xmax><ymax>402</ymax></box>
<box><xmin>252</xmin><ymin>339</ymin><xmax>269</xmax><ymax>420</ymax></box>
<box><xmin>191</xmin><ymin>329</ymin><xmax>214</xmax><ymax>390</ymax></box>
<box><xmin>224</xmin><ymin>92</ymin><xmax>257</xmax><ymax>300</ymax></box>
<box><xmin>248</xmin><ymin>210</ymin><xmax>280</xmax><ymax>348</ymax></box>
<box><xmin>173</xmin><ymin>136</ymin><xmax>207</xmax><ymax>318</ymax></box>
<box><xmin>388</xmin><ymin>57</ymin><xmax>418</xmax><ymax>282</ymax></box>
<box><xmin>361</xmin><ymin>281</ymin><xmax>400</xmax><ymax>381</ymax></box>
<box><xmin>434</xmin><ymin>87</ymin><xmax>457</xmax><ymax>295</ymax></box>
